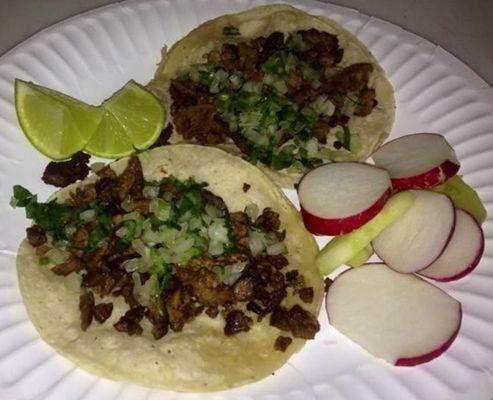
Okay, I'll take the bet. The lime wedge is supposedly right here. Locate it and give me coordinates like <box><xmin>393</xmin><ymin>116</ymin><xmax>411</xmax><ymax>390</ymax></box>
<box><xmin>15</xmin><ymin>79</ymin><xmax>102</xmax><ymax>160</ymax></box>
<box><xmin>85</xmin><ymin>80</ymin><xmax>165</xmax><ymax>158</ymax></box>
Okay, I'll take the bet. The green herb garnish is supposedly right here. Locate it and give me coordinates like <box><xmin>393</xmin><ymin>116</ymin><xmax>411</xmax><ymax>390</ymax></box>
<box><xmin>342</xmin><ymin>126</ymin><xmax>351</xmax><ymax>151</ymax></box>
<box><xmin>223</xmin><ymin>25</ymin><xmax>240</xmax><ymax>36</ymax></box>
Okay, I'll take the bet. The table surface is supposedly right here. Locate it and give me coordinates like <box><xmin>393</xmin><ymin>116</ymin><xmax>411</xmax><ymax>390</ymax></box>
<box><xmin>0</xmin><ymin>0</ymin><xmax>492</xmax><ymax>86</ymax></box>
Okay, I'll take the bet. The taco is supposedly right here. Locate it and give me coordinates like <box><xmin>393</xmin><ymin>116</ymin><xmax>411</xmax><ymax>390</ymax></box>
<box><xmin>14</xmin><ymin>145</ymin><xmax>323</xmax><ymax>391</ymax></box>
<box><xmin>148</xmin><ymin>4</ymin><xmax>395</xmax><ymax>187</ymax></box>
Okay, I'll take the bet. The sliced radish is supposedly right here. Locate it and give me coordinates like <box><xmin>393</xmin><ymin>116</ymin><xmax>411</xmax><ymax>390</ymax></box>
<box><xmin>298</xmin><ymin>162</ymin><xmax>392</xmax><ymax>235</ymax></box>
<box><xmin>372</xmin><ymin>190</ymin><xmax>455</xmax><ymax>273</ymax></box>
<box><xmin>372</xmin><ymin>133</ymin><xmax>460</xmax><ymax>190</ymax></box>
<box><xmin>419</xmin><ymin>209</ymin><xmax>484</xmax><ymax>282</ymax></box>
<box><xmin>326</xmin><ymin>263</ymin><xmax>462</xmax><ymax>366</ymax></box>
<box><xmin>316</xmin><ymin>191</ymin><xmax>415</xmax><ymax>276</ymax></box>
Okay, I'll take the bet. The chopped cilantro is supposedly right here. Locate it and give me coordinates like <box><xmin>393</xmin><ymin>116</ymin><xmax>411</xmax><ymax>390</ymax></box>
<box><xmin>223</xmin><ymin>25</ymin><xmax>240</xmax><ymax>36</ymax></box>
<box><xmin>342</xmin><ymin>126</ymin><xmax>351</xmax><ymax>151</ymax></box>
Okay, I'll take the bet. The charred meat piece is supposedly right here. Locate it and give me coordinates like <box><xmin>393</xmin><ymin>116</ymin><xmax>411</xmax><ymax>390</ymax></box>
<box><xmin>286</xmin><ymin>270</ymin><xmax>305</xmax><ymax>292</ymax></box>
<box><xmin>354</xmin><ymin>87</ymin><xmax>378</xmax><ymax>117</ymax></box>
<box><xmin>42</xmin><ymin>152</ymin><xmax>90</xmax><ymax>188</ymax></box>
<box><xmin>82</xmin><ymin>270</ymin><xmax>117</xmax><ymax>297</ymax></box>
<box><xmin>205</xmin><ymin>306</ymin><xmax>219</xmax><ymax>319</ymax></box>
<box><xmin>173</xmin><ymin>104</ymin><xmax>227</xmax><ymax>145</ymax></box>
<box><xmin>229</xmin><ymin>211</ymin><xmax>250</xmax><ymax>243</ymax></box>
<box><xmin>246</xmin><ymin>300</ymin><xmax>264</xmax><ymax>317</ymax></box>
<box><xmin>165</xmin><ymin>285</ymin><xmax>199</xmax><ymax>332</ymax></box>
<box><xmin>225</xmin><ymin>129</ymin><xmax>252</xmax><ymax>155</ymax></box>
<box><xmin>70</xmin><ymin>183</ymin><xmax>97</xmax><ymax>207</ymax></box>
<box><xmin>146</xmin><ymin>299</ymin><xmax>169</xmax><ymax>340</ymax></box>
<box><xmin>96</xmin><ymin>166</ymin><xmax>117</xmax><ymax>179</ymax></box>
<box><xmin>175</xmin><ymin>267</ymin><xmax>234</xmax><ymax>306</ymax></box>
<box><xmin>298</xmin><ymin>287</ymin><xmax>314</xmax><ymax>304</ymax></box>
<box><xmin>255</xmin><ymin>207</ymin><xmax>281</xmax><ymax>232</ymax></box>
<box><xmin>71</xmin><ymin>225</ymin><xmax>90</xmax><ymax>250</ymax></box>
<box><xmin>299</xmin><ymin>29</ymin><xmax>343</xmax><ymax>68</ymax></box>
<box><xmin>113</xmin><ymin>306</ymin><xmax>146</xmax><ymax>336</ymax></box>
<box><xmin>233</xmin><ymin>276</ymin><xmax>255</xmax><ymax>301</ymax></box>
<box><xmin>169</xmin><ymin>79</ymin><xmax>214</xmax><ymax>110</ymax></box>
<box><xmin>270</xmin><ymin>305</ymin><xmax>320</xmax><ymax>339</ymax></box>
<box><xmin>242</xmin><ymin>183</ymin><xmax>251</xmax><ymax>193</ymax></box>
<box><xmin>79</xmin><ymin>291</ymin><xmax>95</xmax><ymax>331</ymax></box>
<box><xmin>150</xmin><ymin>123</ymin><xmax>173</xmax><ymax>148</ymax></box>
<box><xmin>274</xmin><ymin>335</ymin><xmax>293</xmax><ymax>352</ymax></box>
<box><xmin>224</xmin><ymin>310</ymin><xmax>253</xmax><ymax>335</ymax></box>
<box><xmin>26</xmin><ymin>225</ymin><xmax>46</xmax><ymax>247</ymax></box>
<box><xmin>51</xmin><ymin>256</ymin><xmax>82</xmax><ymax>276</ymax></box>
<box><xmin>255</xmin><ymin>253</ymin><xmax>289</xmax><ymax>270</ymax></box>
<box><xmin>113</xmin><ymin>274</ymin><xmax>139</xmax><ymax>309</ymax></box>
<box><xmin>253</xmin><ymin>31</ymin><xmax>285</xmax><ymax>64</ymax></box>
<box><xmin>331</xmin><ymin>63</ymin><xmax>374</xmax><ymax>93</ymax></box>
<box><xmin>201</xmin><ymin>189</ymin><xmax>227</xmax><ymax>212</ymax></box>
<box><xmin>324</xmin><ymin>277</ymin><xmax>333</xmax><ymax>293</ymax></box>
<box><xmin>237</xmin><ymin>42</ymin><xmax>261</xmax><ymax>81</ymax></box>
<box><xmin>311</xmin><ymin>116</ymin><xmax>330</xmax><ymax>144</ymax></box>
<box><xmin>94</xmin><ymin>302</ymin><xmax>113</xmax><ymax>323</ymax></box>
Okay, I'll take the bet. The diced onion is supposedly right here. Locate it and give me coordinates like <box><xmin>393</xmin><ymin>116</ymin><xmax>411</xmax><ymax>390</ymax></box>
<box><xmin>79</xmin><ymin>209</ymin><xmax>97</xmax><ymax>222</ymax></box>
<box><xmin>266</xmin><ymin>242</ymin><xmax>287</xmax><ymax>256</ymax></box>
<box><xmin>143</xmin><ymin>185</ymin><xmax>160</xmax><ymax>199</ymax></box>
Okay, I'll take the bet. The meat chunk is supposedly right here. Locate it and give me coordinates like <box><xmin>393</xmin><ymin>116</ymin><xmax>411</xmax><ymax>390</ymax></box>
<box><xmin>113</xmin><ymin>306</ymin><xmax>146</xmax><ymax>336</ymax></box>
<box><xmin>51</xmin><ymin>256</ymin><xmax>82</xmax><ymax>276</ymax></box>
<box><xmin>331</xmin><ymin>63</ymin><xmax>374</xmax><ymax>93</ymax></box>
<box><xmin>354</xmin><ymin>87</ymin><xmax>378</xmax><ymax>117</ymax></box>
<box><xmin>274</xmin><ymin>335</ymin><xmax>293</xmax><ymax>352</ymax></box>
<box><xmin>300</xmin><ymin>29</ymin><xmax>343</xmax><ymax>68</ymax></box>
<box><xmin>205</xmin><ymin>306</ymin><xmax>219</xmax><ymax>318</ymax></box>
<box><xmin>298</xmin><ymin>287</ymin><xmax>314</xmax><ymax>304</ymax></box>
<box><xmin>225</xmin><ymin>129</ymin><xmax>252</xmax><ymax>155</ymax></box>
<box><xmin>255</xmin><ymin>254</ymin><xmax>289</xmax><ymax>270</ymax></box>
<box><xmin>233</xmin><ymin>276</ymin><xmax>255</xmax><ymax>301</ymax></box>
<box><xmin>70</xmin><ymin>184</ymin><xmax>97</xmax><ymax>206</ymax></box>
<box><xmin>82</xmin><ymin>270</ymin><xmax>116</xmax><ymax>297</ymax></box>
<box><xmin>173</xmin><ymin>104</ymin><xmax>227</xmax><ymax>145</ymax></box>
<box><xmin>229</xmin><ymin>211</ymin><xmax>250</xmax><ymax>242</ymax></box>
<box><xmin>311</xmin><ymin>116</ymin><xmax>330</xmax><ymax>144</ymax></box>
<box><xmin>150</xmin><ymin>123</ymin><xmax>173</xmax><ymax>148</ymax></box>
<box><xmin>79</xmin><ymin>291</ymin><xmax>95</xmax><ymax>331</ymax></box>
<box><xmin>270</xmin><ymin>305</ymin><xmax>320</xmax><ymax>339</ymax></box>
<box><xmin>242</xmin><ymin>183</ymin><xmax>251</xmax><ymax>192</ymax></box>
<box><xmin>253</xmin><ymin>31</ymin><xmax>285</xmax><ymax>64</ymax></box>
<box><xmin>201</xmin><ymin>189</ymin><xmax>227</xmax><ymax>212</ymax></box>
<box><xmin>224</xmin><ymin>310</ymin><xmax>253</xmax><ymax>335</ymax></box>
<box><xmin>146</xmin><ymin>300</ymin><xmax>169</xmax><ymax>340</ymax></box>
<box><xmin>26</xmin><ymin>225</ymin><xmax>46</xmax><ymax>247</ymax></box>
<box><xmin>255</xmin><ymin>207</ymin><xmax>281</xmax><ymax>231</ymax></box>
<box><xmin>93</xmin><ymin>302</ymin><xmax>113</xmax><ymax>323</ymax></box>
<box><xmin>42</xmin><ymin>152</ymin><xmax>90</xmax><ymax>187</ymax></box>
<box><xmin>169</xmin><ymin>79</ymin><xmax>214</xmax><ymax>110</ymax></box>
<box><xmin>165</xmin><ymin>286</ymin><xmax>199</xmax><ymax>332</ymax></box>
<box><xmin>175</xmin><ymin>267</ymin><xmax>234</xmax><ymax>306</ymax></box>
<box><xmin>324</xmin><ymin>277</ymin><xmax>333</xmax><ymax>293</ymax></box>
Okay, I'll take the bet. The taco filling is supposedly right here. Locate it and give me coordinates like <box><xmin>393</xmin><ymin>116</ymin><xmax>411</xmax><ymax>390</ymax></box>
<box><xmin>13</xmin><ymin>155</ymin><xmax>319</xmax><ymax>348</ymax></box>
<box><xmin>169</xmin><ymin>29</ymin><xmax>377</xmax><ymax>172</ymax></box>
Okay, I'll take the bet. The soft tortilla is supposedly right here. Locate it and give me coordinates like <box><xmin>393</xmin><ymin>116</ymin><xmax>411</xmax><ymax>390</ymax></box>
<box><xmin>17</xmin><ymin>144</ymin><xmax>323</xmax><ymax>391</ymax></box>
<box><xmin>148</xmin><ymin>4</ymin><xmax>395</xmax><ymax>187</ymax></box>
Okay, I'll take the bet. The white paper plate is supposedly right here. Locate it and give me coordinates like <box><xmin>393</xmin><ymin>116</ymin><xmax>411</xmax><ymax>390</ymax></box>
<box><xmin>1</xmin><ymin>0</ymin><xmax>493</xmax><ymax>399</ymax></box>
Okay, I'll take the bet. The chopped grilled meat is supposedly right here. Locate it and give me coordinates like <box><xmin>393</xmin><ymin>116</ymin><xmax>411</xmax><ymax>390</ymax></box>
<box><xmin>324</xmin><ymin>277</ymin><xmax>334</xmax><ymax>292</ymax></box>
<box><xmin>42</xmin><ymin>152</ymin><xmax>90</xmax><ymax>188</ymax></box>
<box><xmin>113</xmin><ymin>274</ymin><xmax>139</xmax><ymax>308</ymax></box>
<box><xmin>205</xmin><ymin>306</ymin><xmax>219</xmax><ymax>318</ymax></box>
<box><xmin>253</xmin><ymin>31</ymin><xmax>285</xmax><ymax>64</ymax></box>
<box><xmin>287</xmin><ymin>70</ymin><xmax>303</xmax><ymax>93</ymax></box>
<box><xmin>233</xmin><ymin>276</ymin><xmax>255</xmax><ymax>301</ymax></box>
<box><xmin>26</xmin><ymin>225</ymin><xmax>46</xmax><ymax>247</ymax></box>
<box><xmin>242</xmin><ymin>183</ymin><xmax>251</xmax><ymax>192</ymax></box>
<box><xmin>286</xmin><ymin>270</ymin><xmax>305</xmax><ymax>292</ymax></box>
<box><xmin>150</xmin><ymin>123</ymin><xmax>173</xmax><ymax>148</ymax></box>
<box><xmin>131</xmin><ymin>199</ymin><xmax>150</xmax><ymax>214</ymax></box>
<box><xmin>113</xmin><ymin>306</ymin><xmax>146</xmax><ymax>336</ymax></box>
<box><xmin>71</xmin><ymin>225</ymin><xmax>90</xmax><ymax>250</ymax></box>
<box><xmin>82</xmin><ymin>270</ymin><xmax>117</xmax><ymax>297</ymax></box>
<box><xmin>83</xmin><ymin>243</ymin><xmax>108</xmax><ymax>270</ymax></box>
<box><xmin>160</xmin><ymin>180</ymin><xmax>182</xmax><ymax>199</ymax></box>
<box><xmin>255</xmin><ymin>253</ymin><xmax>289</xmax><ymax>270</ymax></box>
<box><xmin>255</xmin><ymin>207</ymin><xmax>281</xmax><ymax>231</ymax></box>
<box><xmin>291</xmin><ymin>82</ymin><xmax>319</xmax><ymax>105</ymax></box>
<box><xmin>354</xmin><ymin>87</ymin><xmax>378</xmax><ymax>116</ymax></box>
<box><xmin>96</xmin><ymin>166</ymin><xmax>117</xmax><ymax>179</ymax></box>
<box><xmin>51</xmin><ymin>256</ymin><xmax>82</xmax><ymax>276</ymax></box>
<box><xmin>175</xmin><ymin>267</ymin><xmax>234</xmax><ymax>306</ymax></box>
<box><xmin>173</xmin><ymin>104</ymin><xmax>227</xmax><ymax>145</ymax></box>
<box><xmin>238</xmin><ymin>42</ymin><xmax>261</xmax><ymax>81</ymax></box>
<box><xmin>79</xmin><ymin>291</ymin><xmax>95</xmax><ymax>331</ymax></box>
<box><xmin>331</xmin><ymin>63</ymin><xmax>373</xmax><ymax>92</ymax></box>
<box><xmin>274</xmin><ymin>336</ymin><xmax>293</xmax><ymax>352</ymax></box>
<box><xmin>311</xmin><ymin>116</ymin><xmax>330</xmax><ymax>144</ymax></box>
<box><xmin>246</xmin><ymin>300</ymin><xmax>264</xmax><ymax>317</ymax></box>
<box><xmin>270</xmin><ymin>305</ymin><xmax>320</xmax><ymax>339</ymax></box>
<box><xmin>300</xmin><ymin>29</ymin><xmax>343</xmax><ymax>68</ymax></box>
<box><xmin>35</xmin><ymin>244</ymin><xmax>52</xmax><ymax>256</ymax></box>
<box><xmin>95</xmin><ymin>156</ymin><xmax>144</xmax><ymax>203</ymax></box>
<box><xmin>229</xmin><ymin>211</ymin><xmax>250</xmax><ymax>247</ymax></box>
<box><xmin>224</xmin><ymin>310</ymin><xmax>253</xmax><ymax>335</ymax></box>
<box><xmin>165</xmin><ymin>285</ymin><xmax>199</xmax><ymax>332</ymax></box>
<box><xmin>169</xmin><ymin>79</ymin><xmax>214</xmax><ymax>110</ymax></box>
<box><xmin>298</xmin><ymin>287</ymin><xmax>314</xmax><ymax>303</ymax></box>
<box><xmin>146</xmin><ymin>300</ymin><xmax>169</xmax><ymax>340</ymax></box>
<box><xmin>225</xmin><ymin>129</ymin><xmax>252</xmax><ymax>155</ymax></box>
<box><xmin>93</xmin><ymin>302</ymin><xmax>113</xmax><ymax>323</ymax></box>
<box><xmin>201</xmin><ymin>189</ymin><xmax>227</xmax><ymax>212</ymax></box>
<box><xmin>215</xmin><ymin>252</ymin><xmax>249</xmax><ymax>266</ymax></box>
<box><xmin>328</xmin><ymin>112</ymin><xmax>349</xmax><ymax>128</ymax></box>
<box><xmin>70</xmin><ymin>183</ymin><xmax>97</xmax><ymax>206</ymax></box>
<box><xmin>186</xmin><ymin>254</ymin><xmax>217</xmax><ymax>269</ymax></box>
